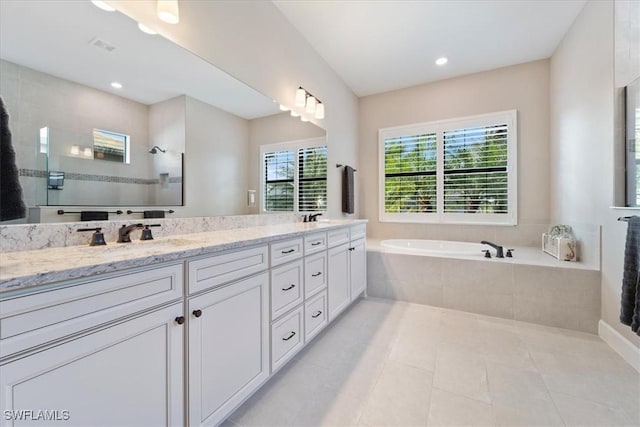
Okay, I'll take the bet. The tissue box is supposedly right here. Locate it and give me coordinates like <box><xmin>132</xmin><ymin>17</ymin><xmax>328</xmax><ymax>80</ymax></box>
<box><xmin>542</xmin><ymin>233</ymin><xmax>577</xmax><ymax>261</ymax></box>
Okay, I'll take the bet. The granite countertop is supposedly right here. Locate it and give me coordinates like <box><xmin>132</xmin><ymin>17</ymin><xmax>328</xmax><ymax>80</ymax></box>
<box><xmin>0</xmin><ymin>220</ymin><xmax>366</xmax><ymax>294</ymax></box>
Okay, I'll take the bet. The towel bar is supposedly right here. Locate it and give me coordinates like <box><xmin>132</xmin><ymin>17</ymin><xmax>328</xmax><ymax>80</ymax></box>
<box><xmin>57</xmin><ymin>210</ymin><xmax>122</xmax><ymax>215</ymax></box>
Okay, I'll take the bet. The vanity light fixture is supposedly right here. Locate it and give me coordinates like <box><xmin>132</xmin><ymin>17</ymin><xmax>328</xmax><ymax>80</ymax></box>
<box><xmin>157</xmin><ymin>0</ymin><xmax>180</xmax><ymax>24</ymax></box>
<box><xmin>91</xmin><ymin>1</ymin><xmax>116</xmax><ymax>12</ymax></box>
<box><xmin>435</xmin><ymin>57</ymin><xmax>448</xmax><ymax>66</ymax></box>
<box><xmin>138</xmin><ymin>23</ymin><xmax>158</xmax><ymax>35</ymax></box>
<box><xmin>295</xmin><ymin>86</ymin><xmax>324</xmax><ymax>119</ymax></box>
<box><xmin>110</xmin><ymin>82</ymin><xmax>123</xmax><ymax>89</ymax></box>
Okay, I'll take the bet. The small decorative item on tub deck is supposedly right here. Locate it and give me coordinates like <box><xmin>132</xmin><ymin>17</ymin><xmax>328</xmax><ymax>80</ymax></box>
<box><xmin>542</xmin><ymin>225</ymin><xmax>577</xmax><ymax>261</ymax></box>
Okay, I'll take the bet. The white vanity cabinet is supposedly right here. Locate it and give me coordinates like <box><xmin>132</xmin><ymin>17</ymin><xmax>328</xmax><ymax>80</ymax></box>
<box><xmin>0</xmin><ymin>264</ymin><xmax>186</xmax><ymax>427</ymax></box>
<box><xmin>327</xmin><ymin>226</ymin><xmax>367</xmax><ymax>321</ymax></box>
<box><xmin>188</xmin><ymin>271</ymin><xmax>269</xmax><ymax>427</ymax></box>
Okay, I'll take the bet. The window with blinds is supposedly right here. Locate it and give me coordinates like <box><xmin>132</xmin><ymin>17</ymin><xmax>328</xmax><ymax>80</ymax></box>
<box><xmin>298</xmin><ymin>146</ymin><xmax>328</xmax><ymax>212</ymax></box>
<box><xmin>379</xmin><ymin>111</ymin><xmax>517</xmax><ymax>224</ymax></box>
<box><xmin>264</xmin><ymin>150</ymin><xmax>294</xmax><ymax>211</ymax></box>
<box><xmin>384</xmin><ymin>133</ymin><xmax>437</xmax><ymax>213</ymax></box>
<box><xmin>262</xmin><ymin>140</ymin><xmax>327</xmax><ymax>213</ymax></box>
<box><xmin>443</xmin><ymin>124</ymin><xmax>508</xmax><ymax>214</ymax></box>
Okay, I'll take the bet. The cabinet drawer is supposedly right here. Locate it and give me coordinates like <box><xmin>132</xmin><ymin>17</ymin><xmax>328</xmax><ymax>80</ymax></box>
<box><xmin>271</xmin><ymin>260</ymin><xmax>303</xmax><ymax>319</ymax></box>
<box><xmin>328</xmin><ymin>227</ymin><xmax>350</xmax><ymax>248</ymax></box>
<box><xmin>188</xmin><ymin>245</ymin><xmax>268</xmax><ymax>294</ymax></box>
<box><xmin>305</xmin><ymin>291</ymin><xmax>328</xmax><ymax>342</ymax></box>
<box><xmin>304</xmin><ymin>252</ymin><xmax>327</xmax><ymax>299</ymax></box>
<box><xmin>271</xmin><ymin>306</ymin><xmax>304</xmax><ymax>372</ymax></box>
<box><xmin>270</xmin><ymin>238</ymin><xmax>303</xmax><ymax>267</ymax></box>
<box><xmin>304</xmin><ymin>232</ymin><xmax>327</xmax><ymax>255</ymax></box>
<box><xmin>0</xmin><ymin>263</ymin><xmax>183</xmax><ymax>359</ymax></box>
<box><xmin>350</xmin><ymin>224</ymin><xmax>367</xmax><ymax>240</ymax></box>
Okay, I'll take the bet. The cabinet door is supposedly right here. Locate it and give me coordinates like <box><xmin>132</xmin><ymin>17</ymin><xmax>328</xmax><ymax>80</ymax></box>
<box><xmin>328</xmin><ymin>243</ymin><xmax>350</xmax><ymax>321</ymax></box>
<box><xmin>188</xmin><ymin>273</ymin><xmax>269</xmax><ymax>427</ymax></box>
<box><xmin>350</xmin><ymin>238</ymin><xmax>367</xmax><ymax>299</ymax></box>
<box><xmin>0</xmin><ymin>303</ymin><xmax>184</xmax><ymax>427</ymax></box>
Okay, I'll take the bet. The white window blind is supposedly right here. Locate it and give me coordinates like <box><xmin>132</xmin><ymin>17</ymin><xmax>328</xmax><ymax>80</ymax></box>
<box><xmin>298</xmin><ymin>146</ymin><xmax>328</xmax><ymax>212</ymax></box>
<box><xmin>379</xmin><ymin>111</ymin><xmax>517</xmax><ymax>225</ymax></box>
<box><xmin>264</xmin><ymin>150</ymin><xmax>294</xmax><ymax>211</ymax></box>
<box><xmin>262</xmin><ymin>139</ymin><xmax>327</xmax><ymax>213</ymax></box>
<box><xmin>443</xmin><ymin>124</ymin><xmax>508</xmax><ymax>214</ymax></box>
<box><xmin>384</xmin><ymin>133</ymin><xmax>437</xmax><ymax>213</ymax></box>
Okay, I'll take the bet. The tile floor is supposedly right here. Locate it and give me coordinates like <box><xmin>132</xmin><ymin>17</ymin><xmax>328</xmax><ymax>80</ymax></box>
<box><xmin>227</xmin><ymin>298</ymin><xmax>640</xmax><ymax>427</ymax></box>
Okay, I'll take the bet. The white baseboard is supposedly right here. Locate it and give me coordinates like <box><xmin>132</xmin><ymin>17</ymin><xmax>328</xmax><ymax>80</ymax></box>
<box><xmin>598</xmin><ymin>320</ymin><xmax>640</xmax><ymax>373</ymax></box>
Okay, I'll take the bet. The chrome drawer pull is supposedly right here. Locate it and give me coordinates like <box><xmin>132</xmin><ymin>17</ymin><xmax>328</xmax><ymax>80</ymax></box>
<box><xmin>281</xmin><ymin>248</ymin><xmax>295</xmax><ymax>254</ymax></box>
<box><xmin>311</xmin><ymin>272</ymin><xmax>322</xmax><ymax>277</ymax></box>
<box><xmin>311</xmin><ymin>241</ymin><xmax>322</xmax><ymax>246</ymax></box>
<box><xmin>283</xmin><ymin>331</ymin><xmax>296</xmax><ymax>341</ymax></box>
<box><xmin>282</xmin><ymin>284</ymin><xmax>296</xmax><ymax>291</ymax></box>
<box><xmin>312</xmin><ymin>311</ymin><xmax>322</xmax><ymax>318</ymax></box>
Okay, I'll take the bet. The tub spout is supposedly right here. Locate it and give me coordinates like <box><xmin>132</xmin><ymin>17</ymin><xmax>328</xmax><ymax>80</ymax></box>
<box><xmin>481</xmin><ymin>240</ymin><xmax>504</xmax><ymax>258</ymax></box>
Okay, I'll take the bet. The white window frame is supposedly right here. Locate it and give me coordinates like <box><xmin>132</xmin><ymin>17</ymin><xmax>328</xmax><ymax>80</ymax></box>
<box><xmin>379</xmin><ymin>110</ymin><xmax>518</xmax><ymax>225</ymax></box>
<box><xmin>260</xmin><ymin>137</ymin><xmax>327</xmax><ymax>213</ymax></box>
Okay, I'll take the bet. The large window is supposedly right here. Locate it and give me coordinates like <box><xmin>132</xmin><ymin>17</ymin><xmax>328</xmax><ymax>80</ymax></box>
<box><xmin>262</xmin><ymin>138</ymin><xmax>327</xmax><ymax>213</ymax></box>
<box><xmin>379</xmin><ymin>111</ymin><xmax>517</xmax><ymax>224</ymax></box>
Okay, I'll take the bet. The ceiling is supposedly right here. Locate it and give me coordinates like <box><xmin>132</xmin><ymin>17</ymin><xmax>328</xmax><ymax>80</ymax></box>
<box><xmin>274</xmin><ymin>0</ymin><xmax>587</xmax><ymax>97</ymax></box>
<box><xmin>0</xmin><ymin>0</ymin><xmax>279</xmax><ymax>119</ymax></box>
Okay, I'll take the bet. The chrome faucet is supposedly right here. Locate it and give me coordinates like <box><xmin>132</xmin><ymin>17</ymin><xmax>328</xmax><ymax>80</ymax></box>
<box><xmin>481</xmin><ymin>240</ymin><xmax>504</xmax><ymax>258</ymax></box>
<box><xmin>117</xmin><ymin>223</ymin><xmax>144</xmax><ymax>243</ymax></box>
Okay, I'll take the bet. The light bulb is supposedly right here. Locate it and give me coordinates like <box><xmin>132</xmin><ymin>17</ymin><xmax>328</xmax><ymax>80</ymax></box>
<box><xmin>290</xmin><ymin>110</ymin><xmax>300</xmax><ymax>117</ymax></box>
<box><xmin>295</xmin><ymin>88</ymin><xmax>306</xmax><ymax>107</ymax></box>
<box><xmin>315</xmin><ymin>102</ymin><xmax>325</xmax><ymax>119</ymax></box>
<box><xmin>300</xmin><ymin>116</ymin><xmax>309</xmax><ymax>122</ymax></box>
<box><xmin>305</xmin><ymin>95</ymin><xmax>317</xmax><ymax>114</ymax></box>
<box><xmin>91</xmin><ymin>1</ymin><xmax>116</xmax><ymax>12</ymax></box>
<box><xmin>157</xmin><ymin>0</ymin><xmax>180</xmax><ymax>24</ymax></box>
<box><xmin>279</xmin><ymin>104</ymin><xmax>289</xmax><ymax>111</ymax></box>
<box><xmin>138</xmin><ymin>22</ymin><xmax>157</xmax><ymax>35</ymax></box>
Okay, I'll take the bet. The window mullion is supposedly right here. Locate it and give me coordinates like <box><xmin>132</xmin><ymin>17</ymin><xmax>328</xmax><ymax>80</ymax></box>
<box><xmin>436</xmin><ymin>128</ymin><xmax>444</xmax><ymax>221</ymax></box>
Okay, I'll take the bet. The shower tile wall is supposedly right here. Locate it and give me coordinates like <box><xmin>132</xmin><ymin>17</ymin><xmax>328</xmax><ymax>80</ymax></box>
<box><xmin>367</xmin><ymin>251</ymin><xmax>601</xmax><ymax>333</ymax></box>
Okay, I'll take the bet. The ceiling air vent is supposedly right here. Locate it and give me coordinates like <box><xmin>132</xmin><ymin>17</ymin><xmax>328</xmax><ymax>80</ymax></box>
<box><xmin>88</xmin><ymin>37</ymin><xmax>116</xmax><ymax>52</ymax></box>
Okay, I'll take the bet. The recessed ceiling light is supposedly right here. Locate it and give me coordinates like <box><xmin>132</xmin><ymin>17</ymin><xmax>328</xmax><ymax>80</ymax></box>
<box><xmin>110</xmin><ymin>82</ymin><xmax>123</xmax><ymax>89</ymax></box>
<box><xmin>435</xmin><ymin>57</ymin><xmax>448</xmax><ymax>66</ymax></box>
<box><xmin>137</xmin><ymin>23</ymin><xmax>157</xmax><ymax>35</ymax></box>
<box><xmin>91</xmin><ymin>1</ymin><xmax>116</xmax><ymax>12</ymax></box>
<box><xmin>157</xmin><ymin>0</ymin><xmax>180</xmax><ymax>24</ymax></box>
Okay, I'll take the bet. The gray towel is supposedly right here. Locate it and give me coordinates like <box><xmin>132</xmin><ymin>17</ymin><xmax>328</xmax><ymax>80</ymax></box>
<box><xmin>0</xmin><ymin>96</ymin><xmax>26</xmax><ymax>221</ymax></box>
<box><xmin>342</xmin><ymin>165</ymin><xmax>355</xmax><ymax>214</ymax></box>
<box><xmin>620</xmin><ymin>216</ymin><xmax>640</xmax><ymax>335</ymax></box>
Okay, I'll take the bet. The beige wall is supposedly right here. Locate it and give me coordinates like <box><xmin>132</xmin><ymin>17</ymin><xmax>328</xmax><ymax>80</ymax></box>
<box><xmin>184</xmin><ymin>96</ymin><xmax>249</xmax><ymax>217</ymax></box>
<box><xmin>247</xmin><ymin>112</ymin><xmax>326</xmax><ymax>214</ymax></box>
<box><xmin>111</xmin><ymin>1</ymin><xmax>359</xmax><ymax>219</ymax></box>
<box><xmin>358</xmin><ymin>59</ymin><xmax>550</xmax><ymax>245</ymax></box>
<box><xmin>550</xmin><ymin>0</ymin><xmax>640</xmax><ymax>348</ymax></box>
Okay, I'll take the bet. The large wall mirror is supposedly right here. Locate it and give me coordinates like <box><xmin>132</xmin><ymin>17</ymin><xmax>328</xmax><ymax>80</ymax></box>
<box><xmin>0</xmin><ymin>0</ymin><xmax>326</xmax><ymax>223</ymax></box>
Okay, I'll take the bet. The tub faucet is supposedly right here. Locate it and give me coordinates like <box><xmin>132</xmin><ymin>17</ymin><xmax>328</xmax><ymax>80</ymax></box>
<box><xmin>481</xmin><ymin>240</ymin><xmax>504</xmax><ymax>258</ymax></box>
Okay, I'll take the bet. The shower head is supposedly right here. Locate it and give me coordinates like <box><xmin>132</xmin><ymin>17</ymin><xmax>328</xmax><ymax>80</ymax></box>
<box><xmin>149</xmin><ymin>145</ymin><xmax>166</xmax><ymax>154</ymax></box>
